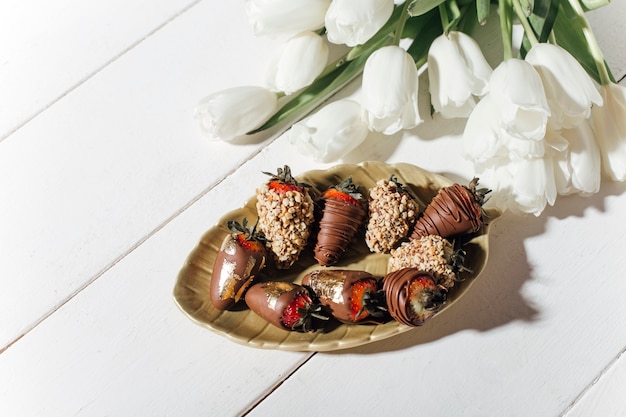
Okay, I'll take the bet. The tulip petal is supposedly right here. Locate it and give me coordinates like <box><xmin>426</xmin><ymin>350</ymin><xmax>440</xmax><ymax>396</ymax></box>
<box><xmin>592</xmin><ymin>83</ymin><xmax>626</xmax><ymax>181</ymax></box>
<box><xmin>289</xmin><ymin>100</ymin><xmax>369</xmax><ymax>162</ymax></box>
<box><xmin>526</xmin><ymin>43</ymin><xmax>602</xmax><ymax>130</ymax></box>
<box><xmin>325</xmin><ymin>0</ymin><xmax>394</xmax><ymax>47</ymax></box>
<box><xmin>361</xmin><ymin>46</ymin><xmax>422</xmax><ymax>134</ymax></box>
<box><xmin>428</xmin><ymin>32</ymin><xmax>492</xmax><ymax>118</ymax></box>
<box><xmin>194</xmin><ymin>86</ymin><xmax>278</xmax><ymax>141</ymax></box>
<box><xmin>265</xmin><ymin>32</ymin><xmax>329</xmax><ymax>94</ymax></box>
<box><xmin>245</xmin><ymin>0</ymin><xmax>331</xmax><ymax>37</ymax></box>
<box><xmin>490</xmin><ymin>59</ymin><xmax>550</xmax><ymax>141</ymax></box>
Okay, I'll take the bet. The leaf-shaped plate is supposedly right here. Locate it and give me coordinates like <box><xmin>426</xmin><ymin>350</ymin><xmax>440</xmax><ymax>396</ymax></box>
<box><xmin>173</xmin><ymin>162</ymin><xmax>500</xmax><ymax>351</ymax></box>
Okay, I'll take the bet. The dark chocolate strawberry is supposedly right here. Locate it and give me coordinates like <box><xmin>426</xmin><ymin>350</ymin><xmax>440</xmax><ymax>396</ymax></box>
<box><xmin>314</xmin><ymin>177</ymin><xmax>367</xmax><ymax>266</ymax></box>
<box><xmin>410</xmin><ymin>178</ymin><xmax>490</xmax><ymax>240</ymax></box>
<box><xmin>210</xmin><ymin>219</ymin><xmax>267</xmax><ymax>310</ymax></box>
<box><xmin>302</xmin><ymin>269</ymin><xmax>386</xmax><ymax>324</ymax></box>
<box><xmin>382</xmin><ymin>268</ymin><xmax>446</xmax><ymax>326</ymax></box>
<box><xmin>244</xmin><ymin>282</ymin><xmax>329</xmax><ymax>332</ymax></box>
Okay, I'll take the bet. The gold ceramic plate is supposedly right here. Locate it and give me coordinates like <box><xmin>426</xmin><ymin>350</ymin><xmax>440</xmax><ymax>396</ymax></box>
<box><xmin>174</xmin><ymin>162</ymin><xmax>500</xmax><ymax>351</ymax></box>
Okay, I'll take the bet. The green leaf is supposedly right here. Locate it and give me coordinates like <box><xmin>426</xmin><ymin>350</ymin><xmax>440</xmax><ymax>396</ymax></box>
<box><xmin>519</xmin><ymin>0</ymin><xmax>559</xmax><ymax>57</ymax></box>
<box><xmin>476</xmin><ymin>0</ymin><xmax>491</xmax><ymax>24</ymax></box>
<box><xmin>552</xmin><ymin>0</ymin><xmax>614</xmax><ymax>83</ymax></box>
<box><xmin>250</xmin><ymin>49</ymin><xmax>373</xmax><ymax>133</ymax></box>
<box><xmin>442</xmin><ymin>0</ymin><xmax>463</xmax><ymax>32</ymax></box>
<box><xmin>406</xmin><ymin>8</ymin><xmax>444</xmax><ymax>67</ymax></box>
<box><xmin>408</xmin><ymin>0</ymin><xmax>447</xmax><ymax>16</ymax></box>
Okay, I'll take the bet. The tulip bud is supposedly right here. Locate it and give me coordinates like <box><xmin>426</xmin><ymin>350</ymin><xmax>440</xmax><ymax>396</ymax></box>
<box><xmin>591</xmin><ymin>83</ymin><xmax>626</xmax><ymax>181</ymax></box>
<box><xmin>428</xmin><ymin>31</ymin><xmax>492</xmax><ymax>118</ymax></box>
<box><xmin>361</xmin><ymin>46</ymin><xmax>422</xmax><ymax>135</ymax></box>
<box><xmin>289</xmin><ymin>100</ymin><xmax>369</xmax><ymax>162</ymax></box>
<box><xmin>245</xmin><ymin>0</ymin><xmax>331</xmax><ymax>38</ymax></box>
<box><xmin>264</xmin><ymin>32</ymin><xmax>329</xmax><ymax>94</ymax></box>
<box><xmin>194</xmin><ymin>86</ymin><xmax>277</xmax><ymax>141</ymax></box>
<box><xmin>325</xmin><ymin>0</ymin><xmax>394</xmax><ymax>47</ymax></box>
<box><xmin>525</xmin><ymin>43</ymin><xmax>602</xmax><ymax>130</ymax></box>
<box><xmin>489</xmin><ymin>58</ymin><xmax>550</xmax><ymax>142</ymax></box>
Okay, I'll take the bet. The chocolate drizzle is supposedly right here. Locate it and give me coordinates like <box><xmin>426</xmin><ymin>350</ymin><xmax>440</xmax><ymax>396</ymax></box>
<box><xmin>382</xmin><ymin>268</ymin><xmax>443</xmax><ymax>326</ymax></box>
<box><xmin>314</xmin><ymin>199</ymin><xmax>366</xmax><ymax>266</ymax></box>
<box><xmin>410</xmin><ymin>183</ymin><xmax>483</xmax><ymax>240</ymax></box>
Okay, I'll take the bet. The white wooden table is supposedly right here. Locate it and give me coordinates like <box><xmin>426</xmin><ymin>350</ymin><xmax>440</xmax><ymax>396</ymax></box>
<box><xmin>2</xmin><ymin>1</ymin><xmax>626</xmax><ymax>416</ymax></box>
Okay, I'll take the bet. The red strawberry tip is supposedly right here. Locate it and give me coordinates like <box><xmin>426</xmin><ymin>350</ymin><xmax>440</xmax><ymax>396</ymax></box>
<box><xmin>354</xmin><ymin>285</ymin><xmax>387</xmax><ymax>321</ymax></box>
<box><xmin>282</xmin><ymin>292</ymin><xmax>329</xmax><ymax>332</ymax></box>
<box><xmin>262</xmin><ymin>165</ymin><xmax>311</xmax><ymax>190</ymax></box>
<box><xmin>323</xmin><ymin>177</ymin><xmax>363</xmax><ymax>205</ymax></box>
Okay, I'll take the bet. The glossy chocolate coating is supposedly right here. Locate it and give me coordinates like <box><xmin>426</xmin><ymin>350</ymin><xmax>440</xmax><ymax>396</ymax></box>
<box><xmin>302</xmin><ymin>269</ymin><xmax>375</xmax><ymax>323</ymax></box>
<box><xmin>210</xmin><ymin>233</ymin><xmax>266</xmax><ymax>310</ymax></box>
<box><xmin>382</xmin><ymin>268</ymin><xmax>438</xmax><ymax>326</ymax></box>
<box><xmin>314</xmin><ymin>199</ymin><xmax>366</xmax><ymax>266</ymax></box>
<box><xmin>244</xmin><ymin>282</ymin><xmax>304</xmax><ymax>330</ymax></box>
<box><xmin>410</xmin><ymin>183</ymin><xmax>483</xmax><ymax>240</ymax></box>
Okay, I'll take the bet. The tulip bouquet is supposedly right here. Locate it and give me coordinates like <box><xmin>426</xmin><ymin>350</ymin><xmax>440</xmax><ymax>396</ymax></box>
<box><xmin>194</xmin><ymin>0</ymin><xmax>625</xmax><ymax>216</ymax></box>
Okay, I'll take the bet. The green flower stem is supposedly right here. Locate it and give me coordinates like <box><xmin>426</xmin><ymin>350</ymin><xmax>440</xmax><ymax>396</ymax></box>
<box><xmin>565</xmin><ymin>0</ymin><xmax>612</xmax><ymax>84</ymax></box>
<box><xmin>439</xmin><ymin>2</ymin><xmax>450</xmax><ymax>32</ymax></box>
<box><xmin>316</xmin><ymin>53</ymin><xmax>352</xmax><ymax>80</ymax></box>
<box><xmin>499</xmin><ymin>0</ymin><xmax>514</xmax><ymax>60</ymax></box>
<box><xmin>512</xmin><ymin>0</ymin><xmax>539</xmax><ymax>46</ymax></box>
<box><xmin>393</xmin><ymin>0</ymin><xmax>412</xmax><ymax>45</ymax></box>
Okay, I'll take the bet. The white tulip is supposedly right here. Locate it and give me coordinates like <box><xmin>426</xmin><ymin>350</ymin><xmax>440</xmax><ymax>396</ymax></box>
<box><xmin>428</xmin><ymin>31</ymin><xmax>492</xmax><ymax>118</ymax></box>
<box><xmin>591</xmin><ymin>83</ymin><xmax>626</xmax><ymax>181</ymax></box>
<box><xmin>289</xmin><ymin>100</ymin><xmax>369</xmax><ymax>162</ymax></box>
<box><xmin>325</xmin><ymin>0</ymin><xmax>394</xmax><ymax>47</ymax></box>
<box><xmin>194</xmin><ymin>86</ymin><xmax>277</xmax><ymax>141</ymax></box>
<box><xmin>264</xmin><ymin>31</ymin><xmax>329</xmax><ymax>94</ymax></box>
<box><xmin>473</xmin><ymin>158</ymin><xmax>515</xmax><ymax>213</ymax></box>
<box><xmin>462</xmin><ymin>95</ymin><xmax>506</xmax><ymax>162</ymax></box>
<box><xmin>526</xmin><ymin>43</ymin><xmax>602</xmax><ymax>130</ymax></box>
<box><xmin>489</xmin><ymin>58</ymin><xmax>550</xmax><ymax>141</ymax></box>
<box><xmin>510</xmin><ymin>157</ymin><xmax>557</xmax><ymax>216</ymax></box>
<box><xmin>548</xmin><ymin>123</ymin><xmax>601</xmax><ymax>196</ymax></box>
<box><xmin>361</xmin><ymin>45</ymin><xmax>422</xmax><ymax>135</ymax></box>
<box><xmin>245</xmin><ymin>0</ymin><xmax>331</xmax><ymax>38</ymax></box>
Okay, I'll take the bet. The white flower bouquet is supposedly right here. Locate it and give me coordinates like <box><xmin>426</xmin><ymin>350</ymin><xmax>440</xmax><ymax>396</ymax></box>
<box><xmin>194</xmin><ymin>0</ymin><xmax>624</xmax><ymax>216</ymax></box>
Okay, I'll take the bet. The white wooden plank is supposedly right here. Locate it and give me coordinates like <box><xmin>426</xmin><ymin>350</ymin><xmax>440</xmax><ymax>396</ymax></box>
<box><xmin>0</xmin><ymin>156</ymin><xmax>314</xmax><ymax>417</ymax></box>
<box><xmin>0</xmin><ymin>0</ymin><xmax>198</xmax><ymax>140</ymax></box>
<box><xmin>565</xmin><ymin>349</ymin><xmax>626</xmax><ymax>417</ymax></box>
<box><xmin>0</xmin><ymin>0</ymin><xmax>279</xmax><ymax>348</ymax></box>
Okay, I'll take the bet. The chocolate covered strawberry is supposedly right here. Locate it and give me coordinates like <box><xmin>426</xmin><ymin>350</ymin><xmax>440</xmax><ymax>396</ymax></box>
<box><xmin>210</xmin><ymin>219</ymin><xmax>267</xmax><ymax>310</ymax></box>
<box><xmin>256</xmin><ymin>165</ymin><xmax>315</xmax><ymax>269</ymax></box>
<box><xmin>365</xmin><ymin>176</ymin><xmax>419</xmax><ymax>253</ymax></box>
<box><xmin>302</xmin><ymin>270</ymin><xmax>386</xmax><ymax>324</ymax></box>
<box><xmin>410</xmin><ymin>178</ymin><xmax>490</xmax><ymax>240</ymax></box>
<box><xmin>245</xmin><ymin>282</ymin><xmax>329</xmax><ymax>332</ymax></box>
<box><xmin>383</xmin><ymin>268</ymin><xmax>446</xmax><ymax>326</ymax></box>
<box><xmin>314</xmin><ymin>177</ymin><xmax>367</xmax><ymax>266</ymax></box>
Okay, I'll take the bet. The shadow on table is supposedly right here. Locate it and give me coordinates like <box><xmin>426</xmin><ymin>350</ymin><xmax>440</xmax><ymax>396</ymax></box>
<box><xmin>328</xmin><ymin>179</ymin><xmax>626</xmax><ymax>355</ymax></box>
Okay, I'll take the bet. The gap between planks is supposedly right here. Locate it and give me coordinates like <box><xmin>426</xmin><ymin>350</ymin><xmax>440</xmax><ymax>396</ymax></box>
<box><xmin>0</xmin><ymin>142</ymin><xmax>269</xmax><ymax>354</ymax></box>
<box><xmin>559</xmin><ymin>346</ymin><xmax>626</xmax><ymax>417</ymax></box>
<box><xmin>239</xmin><ymin>353</ymin><xmax>317</xmax><ymax>417</ymax></box>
